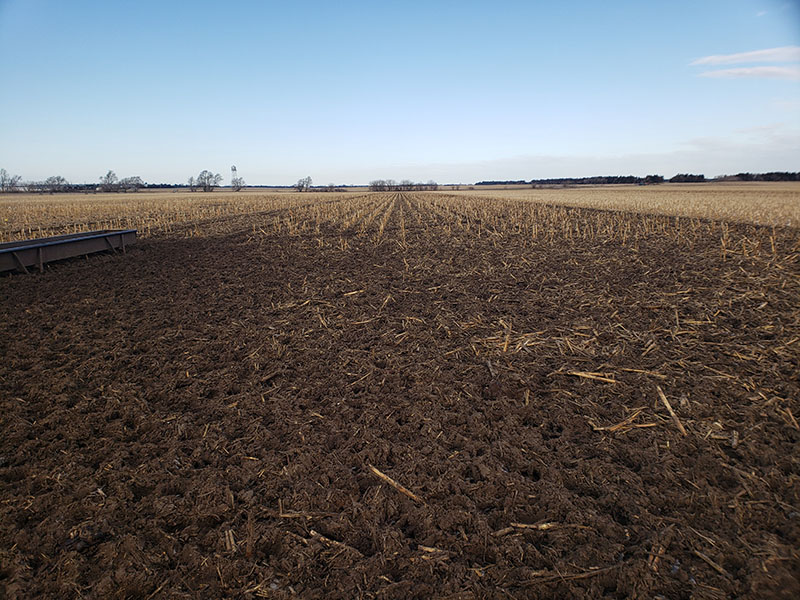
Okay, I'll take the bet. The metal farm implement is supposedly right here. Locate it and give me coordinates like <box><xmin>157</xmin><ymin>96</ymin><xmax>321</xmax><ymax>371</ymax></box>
<box><xmin>0</xmin><ymin>229</ymin><xmax>136</xmax><ymax>274</ymax></box>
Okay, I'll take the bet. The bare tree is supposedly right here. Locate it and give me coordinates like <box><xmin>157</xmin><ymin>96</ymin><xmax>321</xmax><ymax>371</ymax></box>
<box><xmin>188</xmin><ymin>176</ymin><xmax>196</xmax><ymax>192</ymax></box>
<box><xmin>294</xmin><ymin>176</ymin><xmax>312</xmax><ymax>192</ymax></box>
<box><xmin>119</xmin><ymin>176</ymin><xmax>144</xmax><ymax>192</ymax></box>
<box><xmin>44</xmin><ymin>176</ymin><xmax>69</xmax><ymax>193</ymax></box>
<box><xmin>0</xmin><ymin>169</ymin><xmax>22</xmax><ymax>192</ymax></box>
<box><xmin>197</xmin><ymin>170</ymin><xmax>222</xmax><ymax>192</ymax></box>
<box><xmin>99</xmin><ymin>170</ymin><xmax>118</xmax><ymax>192</ymax></box>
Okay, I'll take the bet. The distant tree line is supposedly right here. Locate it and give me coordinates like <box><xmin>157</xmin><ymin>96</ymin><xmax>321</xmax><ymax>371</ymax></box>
<box><xmin>3</xmin><ymin>167</ymin><xmax>796</xmax><ymax>194</ymax></box>
<box><xmin>476</xmin><ymin>172</ymin><xmax>800</xmax><ymax>186</ymax></box>
<box><xmin>98</xmin><ymin>170</ymin><xmax>145</xmax><ymax>192</ymax></box>
<box><xmin>669</xmin><ymin>174</ymin><xmax>705</xmax><ymax>183</ymax></box>
<box><xmin>730</xmin><ymin>172</ymin><xmax>799</xmax><ymax>182</ymax></box>
<box><xmin>369</xmin><ymin>179</ymin><xmax>439</xmax><ymax>192</ymax></box>
<box><xmin>473</xmin><ymin>179</ymin><xmax>528</xmax><ymax>186</ymax></box>
<box><xmin>477</xmin><ymin>175</ymin><xmax>666</xmax><ymax>186</ymax></box>
<box><xmin>0</xmin><ymin>168</ymin><xmax>155</xmax><ymax>194</ymax></box>
<box><xmin>0</xmin><ymin>166</ymin><xmax>248</xmax><ymax>194</ymax></box>
<box><xmin>291</xmin><ymin>177</ymin><xmax>349</xmax><ymax>192</ymax></box>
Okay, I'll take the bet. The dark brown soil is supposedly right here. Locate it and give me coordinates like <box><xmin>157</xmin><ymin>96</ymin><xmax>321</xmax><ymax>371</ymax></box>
<box><xmin>1</xmin><ymin>193</ymin><xmax>799</xmax><ymax>599</ymax></box>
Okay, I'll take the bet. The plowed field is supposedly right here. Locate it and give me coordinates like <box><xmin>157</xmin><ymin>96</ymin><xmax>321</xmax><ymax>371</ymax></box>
<box><xmin>2</xmin><ymin>192</ymin><xmax>799</xmax><ymax>598</ymax></box>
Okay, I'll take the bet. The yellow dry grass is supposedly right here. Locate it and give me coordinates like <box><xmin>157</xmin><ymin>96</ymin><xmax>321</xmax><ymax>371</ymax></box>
<box><xmin>0</xmin><ymin>183</ymin><xmax>797</xmax><ymax>244</ymax></box>
<box><xmin>0</xmin><ymin>190</ymin><xmax>362</xmax><ymax>242</ymax></box>
<box><xmin>451</xmin><ymin>182</ymin><xmax>800</xmax><ymax>227</ymax></box>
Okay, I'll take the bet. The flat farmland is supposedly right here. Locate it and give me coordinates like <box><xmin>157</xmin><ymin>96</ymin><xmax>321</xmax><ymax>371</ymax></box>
<box><xmin>454</xmin><ymin>182</ymin><xmax>800</xmax><ymax>227</ymax></box>
<box><xmin>1</xmin><ymin>188</ymin><xmax>799</xmax><ymax>598</ymax></box>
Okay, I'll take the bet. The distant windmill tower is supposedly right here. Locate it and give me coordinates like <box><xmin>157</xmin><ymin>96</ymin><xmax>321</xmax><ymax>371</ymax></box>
<box><xmin>231</xmin><ymin>165</ymin><xmax>243</xmax><ymax>191</ymax></box>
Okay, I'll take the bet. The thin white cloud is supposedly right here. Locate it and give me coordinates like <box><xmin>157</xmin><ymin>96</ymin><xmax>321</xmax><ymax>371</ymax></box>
<box><xmin>733</xmin><ymin>123</ymin><xmax>788</xmax><ymax>138</ymax></box>
<box><xmin>756</xmin><ymin>10</ymin><xmax>767</xmax><ymax>16</ymax></box>
<box><xmin>772</xmin><ymin>98</ymin><xmax>800</xmax><ymax>111</ymax></box>
<box><xmin>698</xmin><ymin>66</ymin><xmax>800</xmax><ymax>80</ymax></box>
<box><xmin>691</xmin><ymin>46</ymin><xmax>800</xmax><ymax>66</ymax></box>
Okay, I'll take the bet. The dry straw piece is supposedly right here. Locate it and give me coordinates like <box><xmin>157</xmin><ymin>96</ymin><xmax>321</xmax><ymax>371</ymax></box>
<box><xmin>367</xmin><ymin>464</ymin><xmax>424</xmax><ymax>503</ymax></box>
<box><xmin>657</xmin><ymin>385</ymin><xmax>687</xmax><ymax>436</ymax></box>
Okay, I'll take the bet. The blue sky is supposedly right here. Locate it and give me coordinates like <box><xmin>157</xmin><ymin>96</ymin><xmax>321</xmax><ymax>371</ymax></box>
<box><xmin>1</xmin><ymin>0</ymin><xmax>798</xmax><ymax>185</ymax></box>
